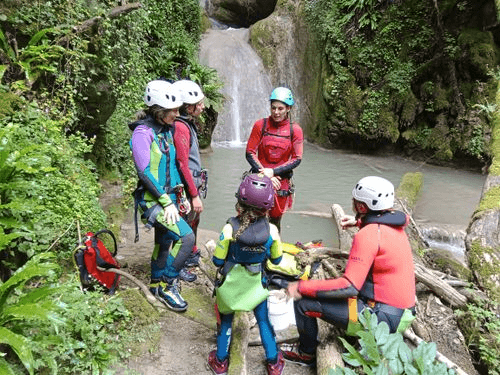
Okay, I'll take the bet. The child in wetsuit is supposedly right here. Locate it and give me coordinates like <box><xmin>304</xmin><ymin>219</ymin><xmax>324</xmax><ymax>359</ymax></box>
<box><xmin>207</xmin><ymin>173</ymin><xmax>285</xmax><ymax>375</ymax></box>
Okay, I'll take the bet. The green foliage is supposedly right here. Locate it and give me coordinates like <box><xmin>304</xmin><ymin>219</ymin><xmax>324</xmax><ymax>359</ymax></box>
<box><xmin>305</xmin><ymin>0</ymin><xmax>494</xmax><ymax>162</ymax></box>
<box><xmin>330</xmin><ymin>309</ymin><xmax>456</xmax><ymax>375</ymax></box>
<box><xmin>28</xmin><ymin>283</ymin><xmax>133</xmax><ymax>374</ymax></box>
<box><xmin>455</xmin><ymin>300</ymin><xmax>500</xmax><ymax>375</ymax></box>
<box><xmin>0</xmin><ymin>102</ymin><xmax>106</xmax><ymax>267</ymax></box>
<box><xmin>0</xmin><ymin>253</ymin><xmax>63</xmax><ymax>375</ymax></box>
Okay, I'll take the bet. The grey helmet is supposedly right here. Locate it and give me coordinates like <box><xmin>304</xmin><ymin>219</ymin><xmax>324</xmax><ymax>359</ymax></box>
<box><xmin>352</xmin><ymin>176</ymin><xmax>394</xmax><ymax>211</ymax></box>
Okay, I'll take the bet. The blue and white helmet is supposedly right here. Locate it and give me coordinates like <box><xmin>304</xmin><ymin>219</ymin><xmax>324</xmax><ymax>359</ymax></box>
<box><xmin>144</xmin><ymin>80</ymin><xmax>182</xmax><ymax>109</ymax></box>
<box><xmin>270</xmin><ymin>87</ymin><xmax>294</xmax><ymax>106</ymax></box>
<box><xmin>352</xmin><ymin>176</ymin><xmax>394</xmax><ymax>211</ymax></box>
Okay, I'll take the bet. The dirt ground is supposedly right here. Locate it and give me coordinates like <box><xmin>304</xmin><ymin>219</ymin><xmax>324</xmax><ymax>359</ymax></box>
<box><xmin>101</xmin><ymin>184</ymin><xmax>479</xmax><ymax>375</ymax></box>
<box><xmin>108</xmin><ymin>210</ymin><xmax>315</xmax><ymax>375</ymax></box>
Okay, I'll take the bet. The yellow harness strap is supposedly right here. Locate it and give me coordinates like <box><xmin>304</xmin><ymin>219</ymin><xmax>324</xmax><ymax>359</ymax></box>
<box><xmin>348</xmin><ymin>297</ymin><xmax>358</xmax><ymax>324</ymax></box>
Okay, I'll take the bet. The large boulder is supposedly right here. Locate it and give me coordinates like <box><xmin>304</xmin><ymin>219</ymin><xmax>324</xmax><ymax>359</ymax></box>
<box><xmin>249</xmin><ymin>0</ymin><xmax>328</xmax><ymax>143</ymax></box>
<box><xmin>205</xmin><ymin>0</ymin><xmax>277</xmax><ymax>27</ymax></box>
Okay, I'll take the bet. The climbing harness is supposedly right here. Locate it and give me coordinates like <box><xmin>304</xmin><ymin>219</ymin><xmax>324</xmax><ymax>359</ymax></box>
<box><xmin>197</xmin><ymin>168</ymin><xmax>208</xmax><ymax>199</ymax></box>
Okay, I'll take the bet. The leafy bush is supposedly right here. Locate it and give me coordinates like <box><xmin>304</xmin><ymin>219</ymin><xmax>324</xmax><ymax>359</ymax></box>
<box><xmin>330</xmin><ymin>309</ymin><xmax>456</xmax><ymax>375</ymax></box>
<box><xmin>0</xmin><ymin>102</ymin><xmax>106</xmax><ymax>274</ymax></box>
<box><xmin>455</xmin><ymin>300</ymin><xmax>500</xmax><ymax>375</ymax></box>
<box><xmin>0</xmin><ymin>253</ymin><xmax>63</xmax><ymax>375</ymax></box>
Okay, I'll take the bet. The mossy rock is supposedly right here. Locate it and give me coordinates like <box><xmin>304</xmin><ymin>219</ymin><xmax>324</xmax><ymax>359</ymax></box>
<box><xmin>424</xmin><ymin>249</ymin><xmax>472</xmax><ymax>280</ymax></box>
<box><xmin>467</xmin><ymin>240</ymin><xmax>500</xmax><ymax>302</ymax></box>
<box><xmin>458</xmin><ymin>29</ymin><xmax>500</xmax><ymax>78</ymax></box>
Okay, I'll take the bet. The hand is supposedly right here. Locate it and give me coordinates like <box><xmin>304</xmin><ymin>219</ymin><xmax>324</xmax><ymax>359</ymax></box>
<box><xmin>286</xmin><ymin>281</ymin><xmax>302</xmax><ymax>301</ymax></box>
<box><xmin>271</xmin><ymin>176</ymin><xmax>281</xmax><ymax>190</ymax></box>
<box><xmin>192</xmin><ymin>195</ymin><xmax>203</xmax><ymax>214</ymax></box>
<box><xmin>163</xmin><ymin>204</ymin><xmax>180</xmax><ymax>224</ymax></box>
<box><xmin>341</xmin><ymin>214</ymin><xmax>357</xmax><ymax>229</ymax></box>
<box><xmin>260</xmin><ymin>168</ymin><xmax>274</xmax><ymax>179</ymax></box>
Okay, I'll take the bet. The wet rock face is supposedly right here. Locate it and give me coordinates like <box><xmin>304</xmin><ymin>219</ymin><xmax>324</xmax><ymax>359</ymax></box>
<box><xmin>205</xmin><ymin>0</ymin><xmax>278</xmax><ymax>27</ymax></box>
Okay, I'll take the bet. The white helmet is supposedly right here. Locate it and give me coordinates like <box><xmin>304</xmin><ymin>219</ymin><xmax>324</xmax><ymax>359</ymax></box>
<box><xmin>144</xmin><ymin>80</ymin><xmax>182</xmax><ymax>109</ymax></box>
<box><xmin>352</xmin><ymin>176</ymin><xmax>394</xmax><ymax>211</ymax></box>
<box><xmin>172</xmin><ymin>79</ymin><xmax>205</xmax><ymax>104</ymax></box>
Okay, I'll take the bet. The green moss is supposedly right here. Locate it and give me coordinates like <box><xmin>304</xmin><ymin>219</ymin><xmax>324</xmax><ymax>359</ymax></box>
<box><xmin>0</xmin><ymin>92</ymin><xmax>24</xmax><ymax>119</ymax></box>
<box><xmin>489</xmin><ymin>85</ymin><xmax>500</xmax><ymax>176</ymax></box>
<box><xmin>477</xmin><ymin>185</ymin><xmax>500</xmax><ymax>212</ymax></box>
<box><xmin>425</xmin><ymin>249</ymin><xmax>472</xmax><ymax>280</ymax></box>
<box><xmin>182</xmin><ymin>285</ymin><xmax>218</xmax><ymax>330</ymax></box>
<box><xmin>458</xmin><ymin>29</ymin><xmax>499</xmax><ymax>76</ymax></box>
<box><xmin>396</xmin><ymin>172</ymin><xmax>423</xmax><ymax>209</ymax></box>
<box><xmin>118</xmin><ymin>288</ymin><xmax>162</xmax><ymax>356</ymax></box>
<box><xmin>399</xmin><ymin>90</ymin><xmax>418</xmax><ymax>124</ymax></box>
<box><xmin>249</xmin><ymin>19</ymin><xmax>288</xmax><ymax>74</ymax></box>
<box><xmin>378</xmin><ymin>107</ymin><xmax>399</xmax><ymax>142</ymax></box>
<box><xmin>468</xmin><ymin>241</ymin><xmax>500</xmax><ymax>302</ymax></box>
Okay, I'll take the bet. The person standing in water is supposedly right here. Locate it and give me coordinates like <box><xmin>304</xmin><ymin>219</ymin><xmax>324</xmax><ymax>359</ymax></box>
<box><xmin>245</xmin><ymin>87</ymin><xmax>304</xmax><ymax>232</ymax></box>
<box><xmin>129</xmin><ymin>80</ymin><xmax>195</xmax><ymax>312</ymax></box>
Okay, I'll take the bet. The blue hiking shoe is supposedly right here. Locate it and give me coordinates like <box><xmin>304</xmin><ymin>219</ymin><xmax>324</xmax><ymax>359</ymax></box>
<box><xmin>185</xmin><ymin>249</ymin><xmax>201</xmax><ymax>267</ymax></box>
<box><xmin>150</xmin><ymin>278</ymin><xmax>187</xmax><ymax>312</ymax></box>
<box><xmin>179</xmin><ymin>267</ymin><xmax>197</xmax><ymax>282</ymax></box>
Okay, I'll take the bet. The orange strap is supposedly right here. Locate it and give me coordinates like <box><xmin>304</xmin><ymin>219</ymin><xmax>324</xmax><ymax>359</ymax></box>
<box><xmin>348</xmin><ymin>297</ymin><xmax>358</xmax><ymax>324</ymax></box>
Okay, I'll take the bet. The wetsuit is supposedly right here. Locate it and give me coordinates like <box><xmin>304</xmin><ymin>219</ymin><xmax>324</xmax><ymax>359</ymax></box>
<box><xmin>173</xmin><ymin>116</ymin><xmax>204</xmax><ymax>254</ymax></box>
<box><xmin>212</xmin><ymin>217</ymin><xmax>283</xmax><ymax>363</ymax></box>
<box><xmin>246</xmin><ymin>116</ymin><xmax>303</xmax><ymax>230</ymax></box>
<box><xmin>129</xmin><ymin>115</ymin><xmax>195</xmax><ymax>281</ymax></box>
<box><xmin>293</xmin><ymin>210</ymin><xmax>416</xmax><ymax>355</ymax></box>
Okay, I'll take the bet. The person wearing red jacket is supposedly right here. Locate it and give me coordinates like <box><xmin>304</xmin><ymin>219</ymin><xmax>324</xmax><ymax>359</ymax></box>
<box><xmin>281</xmin><ymin>176</ymin><xmax>417</xmax><ymax>367</ymax></box>
<box><xmin>245</xmin><ymin>87</ymin><xmax>304</xmax><ymax>232</ymax></box>
<box><xmin>171</xmin><ymin>79</ymin><xmax>207</xmax><ymax>282</ymax></box>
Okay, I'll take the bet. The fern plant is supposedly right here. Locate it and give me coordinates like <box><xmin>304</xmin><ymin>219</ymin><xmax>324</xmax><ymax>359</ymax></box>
<box><xmin>0</xmin><ymin>252</ymin><xmax>63</xmax><ymax>375</ymax></box>
<box><xmin>330</xmin><ymin>309</ymin><xmax>457</xmax><ymax>375</ymax></box>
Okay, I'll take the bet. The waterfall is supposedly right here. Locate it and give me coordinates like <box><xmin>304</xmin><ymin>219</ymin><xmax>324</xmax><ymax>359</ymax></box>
<box><xmin>199</xmin><ymin>27</ymin><xmax>273</xmax><ymax>146</ymax></box>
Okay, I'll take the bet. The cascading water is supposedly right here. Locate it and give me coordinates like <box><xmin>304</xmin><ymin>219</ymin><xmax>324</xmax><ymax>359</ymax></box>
<box><xmin>199</xmin><ymin>27</ymin><xmax>273</xmax><ymax>146</ymax></box>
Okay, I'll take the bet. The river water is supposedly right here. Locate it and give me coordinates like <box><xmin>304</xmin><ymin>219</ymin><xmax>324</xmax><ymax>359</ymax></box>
<box><xmin>197</xmin><ymin>25</ymin><xmax>486</xmax><ymax>256</ymax></box>
<box><xmin>199</xmin><ymin>143</ymin><xmax>486</xmax><ymax>251</ymax></box>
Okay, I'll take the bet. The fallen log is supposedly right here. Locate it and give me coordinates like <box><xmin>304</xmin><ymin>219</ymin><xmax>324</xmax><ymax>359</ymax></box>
<box><xmin>228</xmin><ymin>312</ymin><xmax>251</xmax><ymax>375</ymax></box>
<box><xmin>414</xmin><ymin>263</ymin><xmax>468</xmax><ymax>308</ymax></box>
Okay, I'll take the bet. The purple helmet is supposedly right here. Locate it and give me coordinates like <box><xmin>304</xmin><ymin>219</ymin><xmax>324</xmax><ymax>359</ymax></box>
<box><xmin>236</xmin><ymin>173</ymin><xmax>275</xmax><ymax>209</ymax></box>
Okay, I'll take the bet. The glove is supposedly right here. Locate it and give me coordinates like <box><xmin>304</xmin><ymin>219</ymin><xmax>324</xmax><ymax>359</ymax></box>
<box><xmin>163</xmin><ymin>204</ymin><xmax>180</xmax><ymax>225</ymax></box>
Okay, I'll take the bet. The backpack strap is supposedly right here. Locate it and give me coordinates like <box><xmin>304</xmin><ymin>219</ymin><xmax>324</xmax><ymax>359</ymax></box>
<box><xmin>94</xmin><ymin>229</ymin><xmax>118</xmax><ymax>257</ymax></box>
<box><xmin>261</xmin><ymin>118</ymin><xmax>294</xmax><ymax>140</ymax></box>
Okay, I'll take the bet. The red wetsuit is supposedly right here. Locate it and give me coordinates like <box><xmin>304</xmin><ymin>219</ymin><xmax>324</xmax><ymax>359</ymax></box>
<box><xmin>290</xmin><ymin>211</ymin><xmax>416</xmax><ymax>355</ymax></box>
<box><xmin>245</xmin><ymin>116</ymin><xmax>303</xmax><ymax>219</ymax></box>
<box><xmin>298</xmin><ymin>212</ymin><xmax>416</xmax><ymax>309</ymax></box>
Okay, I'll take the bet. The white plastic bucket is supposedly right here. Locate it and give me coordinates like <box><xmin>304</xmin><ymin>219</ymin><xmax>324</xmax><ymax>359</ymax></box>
<box><xmin>268</xmin><ymin>290</ymin><xmax>295</xmax><ymax>331</ymax></box>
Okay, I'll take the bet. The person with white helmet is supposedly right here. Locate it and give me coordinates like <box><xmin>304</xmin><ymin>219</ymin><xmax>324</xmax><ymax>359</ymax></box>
<box><xmin>129</xmin><ymin>80</ymin><xmax>195</xmax><ymax>312</ymax></box>
<box><xmin>245</xmin><ymin>87</ymin><xmax>304</xmax><ymax>232</ymax></box>
<box><xmin>170</xmin><ymin>79</ymin><xmax>207</xmax><ymax>282</ymax></box>
<box><xmin>281</xmin><ymin>176</ymin><xmax>416</xmax><ymax>367</ymax></box>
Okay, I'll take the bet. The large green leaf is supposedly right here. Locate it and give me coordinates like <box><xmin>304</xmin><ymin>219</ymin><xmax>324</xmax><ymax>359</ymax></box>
<box><xmin>0</xmin><ymin>253</ymin><xmax>58</xmax><ymax>308</ymax></box>
<box><xmin>1</xmin><ymin>302</ymin><xmax>60</xmax><ymax>325</ymax></box>
<box><xmin>0</xmin><ymin>327</ymin><xmax>34</xmax><ymax>375</ymax></box>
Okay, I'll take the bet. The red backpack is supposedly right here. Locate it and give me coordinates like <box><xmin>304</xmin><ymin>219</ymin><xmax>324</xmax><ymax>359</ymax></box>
<box><xmin>74</xmin><ymin>229</ymin><xmax>121</xmax><ymax>294</ymax></box>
